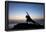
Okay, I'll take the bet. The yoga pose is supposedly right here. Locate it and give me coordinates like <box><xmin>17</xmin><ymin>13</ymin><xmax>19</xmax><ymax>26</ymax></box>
<box><xmin>26</xmin><ymin>12</ymin><xmax>40</xmax><ymax>25</ymax></box>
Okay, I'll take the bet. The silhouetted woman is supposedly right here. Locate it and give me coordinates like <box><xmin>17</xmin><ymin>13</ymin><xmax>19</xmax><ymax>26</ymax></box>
<box><xmin>26</xmin><ymin>11</ymin><xmax>37</xmax><ymax>24</ymax></box>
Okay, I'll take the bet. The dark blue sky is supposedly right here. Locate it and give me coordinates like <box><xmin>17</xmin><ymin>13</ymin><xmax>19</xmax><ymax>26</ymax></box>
<box><xmin>9</xmin><ymin>3</ymin><xmax>44</xmax><ymax>20</ymax></box>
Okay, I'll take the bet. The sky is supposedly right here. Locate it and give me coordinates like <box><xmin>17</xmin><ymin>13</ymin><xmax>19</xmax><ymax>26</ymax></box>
<box><xmin>8</xmin><ymin>3</ymin><xmax>44</xmax><ymax>20</ymax></box>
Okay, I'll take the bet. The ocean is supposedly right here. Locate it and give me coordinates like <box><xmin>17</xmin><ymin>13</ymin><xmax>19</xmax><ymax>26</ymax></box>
<box><xmin>8</xmin><ymin>19</ymin><xmax>44</xmax><ymax>29</ymax></box>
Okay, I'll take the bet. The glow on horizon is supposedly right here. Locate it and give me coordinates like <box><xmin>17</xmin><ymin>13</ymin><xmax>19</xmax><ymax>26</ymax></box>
<box><xmin>9</xmin><ymin>16</ymin><xmax>44</xmax><ymax>20</ymax></box>
<box><xmin>9</xmin><ymin>16</ymin><xmax>26</xmax><ymax>20</ymax></box>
